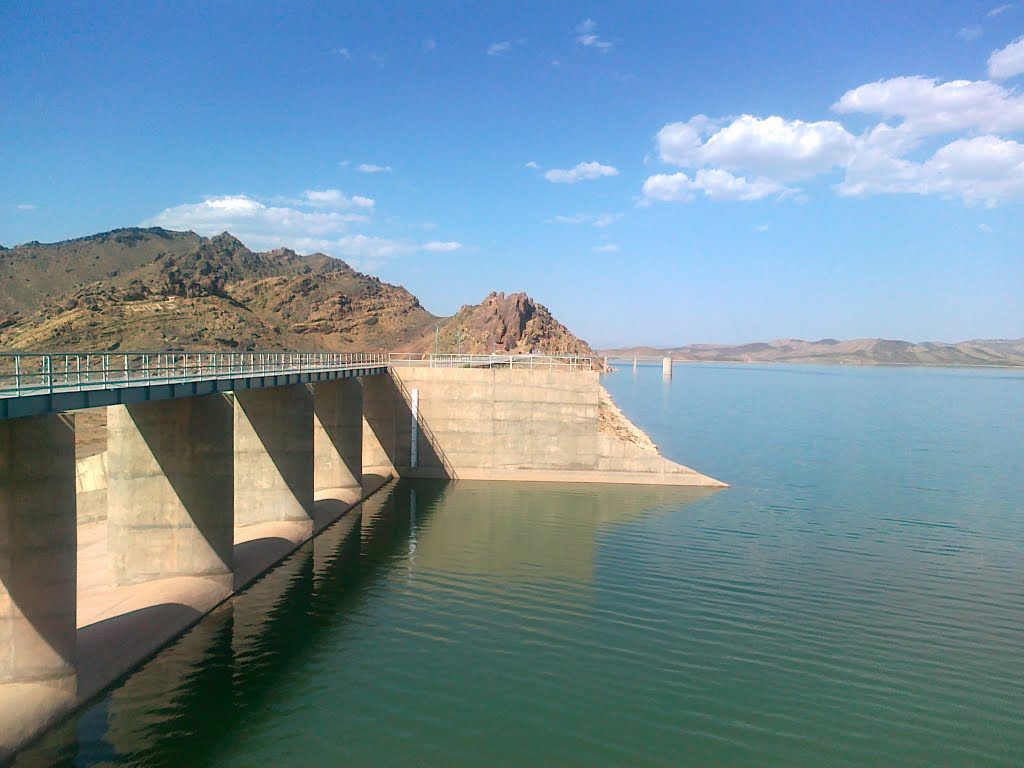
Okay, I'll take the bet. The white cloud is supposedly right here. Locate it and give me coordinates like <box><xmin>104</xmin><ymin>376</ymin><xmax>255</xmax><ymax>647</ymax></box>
<box><xmin>553</xmin><ymin>213</ymin><xmax>590</xmax><ymax>224</ymax></box>
<box><xmin>551</xmin><ymin>212</ymin><xmax>623</xmax><ymax>226</ymax></box>
<box><xmin>657</xmin><ymin>115</ymin><xmax>856</xmax><ymax>181</ymax></box>
<box><xmin>142</xmin><ymin>192</ymin><xmax>464</xmax><ymax>267</ymax></box>
<box><xmin>755</xmin><ymin>223</ymin><xmax>771</xmax><ymax>232</ymax></box>
<box><xmin>988</xmin><ymin>36</ymin><xmax>1024</xmax><ymax>78</ymax></box>
<box><xmin>544</xmin><ymin>161</ymin><xmax>619</xmax><ymax>184</ymax></box>
<box><xmin>988</xmin><ymin>3</ymin><xmax>1014</xmax><ymax>16</ymax></box>
<box><xmin>592</xmin><ymin>244</ymin><xmax>620</xmax><ymax>253</ymax></box>
<box><xmin>643</xmin><ymin>169</ymin><xmax>788</xmax><ymax>203</ymax></box>
<box><xmin>646</xmin><ymin>47</ymin><xmax>1024</xmax><ymax>206</ymax></box>
<box><xmin>593</xmin><ymin>212</ymin><xmax>623</xmax><ymax>227</ymax></box>
<box><xmin>838</xmin><ymin>135</ymin><xmax>1024</xmax><ymax>205</ymax></box>
<box><xmin>357</xmin><ymin>163</ymin><xmax>392</xmax><ymax>174</ymax></box>
<box><xmin>576</xmin><ymin>19</ymin><xmax>613</xmax><ymax>52</ymax></box>
<box><xmin>143</xmin><ymin>195</ymin><xmax>367</xmax><ymax>251</ymax></box>
<box><xmin>423</xmin><ymin>39</ymin><xmax>436</xmax><ymax>51</ymax></box>
<box><xmin>833</xmin><ymin>75</ymin><xmax>1024</xmax><ymax>137</ymax></box>
<box><xmin>332</xmin><ymin>47</ymin><xmax>352</xmax><ymax>60</ymax></box>
<box><xmin>525</xmin><ymin>160</ymin><xmax>540</xmax><ymax>169</ymax></box>
<box><xmin>421</xmin><ymin>240</ymin><xmax>462</xmax><ymax>252</ymax></box>
<box><xmin>487</xmin><ymin>41</ymin><xmax>512</xmax><ymax>56</ymax></box>
<box><xmin>302</xmin><ymin>189</ymin><xmax>375</xmax><ymax>209</ymax></box>
<box><xmin>979</xmin><ymin>222</ymin><xmax>993</xmax><ymax>232</ymax></box>
<box><xmin>958</xmin><ymin>26</ymin><xmax>983</xmax><ymax>42</ymax></box>
<box><xmin>15</xmin><ymin>203</ymin><xmax>36</xmax><ymax>211</ymax></box>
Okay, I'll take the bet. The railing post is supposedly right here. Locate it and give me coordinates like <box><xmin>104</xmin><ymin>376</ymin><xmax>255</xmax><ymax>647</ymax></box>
<box><xmin>14</xmin><ymin>355</ymin><xmax>21</xmax><ymax>396</ymax></box>
<box><xmin>45</xmin><ymin>355</ymin><xmax>53</xmax><ymax>395</ymax></box>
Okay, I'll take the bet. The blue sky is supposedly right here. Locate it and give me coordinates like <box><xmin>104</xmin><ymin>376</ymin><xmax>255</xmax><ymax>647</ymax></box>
<box><xmin>2</xmin><ymin>1</ymin><xmax>1022</xmax><ymax>346</ymax></box>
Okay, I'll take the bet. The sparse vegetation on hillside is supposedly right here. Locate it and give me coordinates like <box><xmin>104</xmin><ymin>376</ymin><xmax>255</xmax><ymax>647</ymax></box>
<box><xmin>0</xmin><ymin>228</ymin><xmax>593</xmax><ymax>355</ymax></box>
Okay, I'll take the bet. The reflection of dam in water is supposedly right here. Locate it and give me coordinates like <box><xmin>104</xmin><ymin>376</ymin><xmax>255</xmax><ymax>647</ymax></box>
<box><xmin>13</xmin><ymin>480</ymin><xmax>710</xmax><ymax>766</ymax></box>
<box><xmin>400</xmin><ymin>481</ymin><xmax>715</xmax><ymax>585</ymax></box>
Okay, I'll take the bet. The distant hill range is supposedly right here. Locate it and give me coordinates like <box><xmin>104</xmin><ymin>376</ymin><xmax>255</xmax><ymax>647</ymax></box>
<box><xmin>602</xmin><ymin>338</ymin><xmax>1024</xmax><ymax>368</ymax></box>
<box><xmin>0</xmin><ymin>227</ymin><xmax>592</xmax><ymax>355</ymax></box>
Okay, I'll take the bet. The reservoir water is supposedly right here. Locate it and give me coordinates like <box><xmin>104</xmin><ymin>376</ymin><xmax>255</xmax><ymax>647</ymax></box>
<box><xmin>14</xmin><ymin>363</ymin><xmax>1024</xmax><ymax>767</ymax></box>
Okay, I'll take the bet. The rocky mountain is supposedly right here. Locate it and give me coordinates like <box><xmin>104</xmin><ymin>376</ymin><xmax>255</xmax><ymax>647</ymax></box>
<box><xmin>0</xmin><ymin>227</ymin><xmax>593</xmax><ymax>355</ymax></box>
<box><xmin>602</xmin><ymin>337</ymin><xmax>1024</xmax><ymax>368</ymax></box>
<box><xmin>412</xmin><ymin>291</ymin><xmax>594</xmax><ymax>355</ymax></box>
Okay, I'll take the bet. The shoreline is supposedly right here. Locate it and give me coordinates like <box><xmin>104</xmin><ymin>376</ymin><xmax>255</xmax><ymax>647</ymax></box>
<box><xmin>603</xmin><ymin>357</ymin><xmax>1024</xmax><ymax>372</ymax></box>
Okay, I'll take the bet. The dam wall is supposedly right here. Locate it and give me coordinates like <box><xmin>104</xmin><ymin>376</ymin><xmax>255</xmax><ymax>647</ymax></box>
<box><xmin>363</xmin><ymin>367</ymin><xmax>724</xmax><ymax>487</ymax></box>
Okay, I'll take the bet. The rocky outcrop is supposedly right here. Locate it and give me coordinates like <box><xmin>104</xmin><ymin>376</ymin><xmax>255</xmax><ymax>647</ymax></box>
<box><xmin>597</xmin><ymin>386</ymin><xmax>658</xmax><ymax>452</ymax></box>
<box><xmin>415</xmin><ymin>291</ymin><xmax>593</xmax><ymax>355</ymax></box>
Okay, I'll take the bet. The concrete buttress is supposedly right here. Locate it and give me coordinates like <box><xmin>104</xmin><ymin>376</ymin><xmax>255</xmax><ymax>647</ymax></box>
<box><xmin>0</xmin><ymin>414</ymin><xmax>77</xmax><ymax>687</ymax></box>
<box><xmin>107</xmin><ymin>396</ymin><xmax>234</xmax><ymax>588</ymax></box>
<box><xmin>233</xmin><ymin>386</ymin><xmax>314</xmax><ymax>531</ymax></box>
<box><xmin>311</xmin><ymin>379</ymin><xmax>363</xmax><ymax>496</ymax></box>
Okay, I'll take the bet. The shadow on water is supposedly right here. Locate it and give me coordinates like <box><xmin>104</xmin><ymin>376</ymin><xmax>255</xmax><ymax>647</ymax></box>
<box><xmin>12</xmin><ymin>479</ymin><xmax>712</xmax><ymax>767</ymax></box>
<box><xmin>12</xmin><ymin>481</ymin><xmax>448</xmax><ymax>768</ymax></box>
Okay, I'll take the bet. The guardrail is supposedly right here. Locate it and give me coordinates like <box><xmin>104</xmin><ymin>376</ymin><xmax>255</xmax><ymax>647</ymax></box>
<box><xmin>387</xmin><ymin>353</ymin><xmax>597</xmax><ymax>370</ymax></box>
<box><xmin>0</xmin><ymin>351</ymin><xmax>389</xmax><ymax>398</ymax></box>
<box><xmin>0</xmin><ymin>350</ymin><xmax>603</xmax><ymax>399</ymax></box>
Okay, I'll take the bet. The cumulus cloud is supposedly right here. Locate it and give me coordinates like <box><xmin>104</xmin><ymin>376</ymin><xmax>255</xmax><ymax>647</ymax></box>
<box><xmin>988</xmin><ymin>36</ymin><xmax>1024</xmax><ymax>78</ymax></box>
<box><xmin>144</xmin><ymin>195</ymin><xmax>370</xmax><ymax>250</ymax></box>
<box><xmin>958</xmin><ymin>26</ymin><xmax>983</xmax><ymax>42</ymax></box>
<box><xmin>645</xmin><ymin>43</ymin><xmax>1024</xmax><ymax>206</ymax></box>
<box><xmin>15</xmin><ymin>203</ymin><xmax>36</xmax><ymax>211</ymax></box>
<box><xmin>838</xmin><ymin>135</ymin><xmax>1024</xmax><ymax>205</ymax></box>
<box><xmin>657</xmin><ymin>115</ymin><xmax>856</xmax><ymax>181</ymax></box>
<box><xmin>576</xmin><ymin>19</ymin><xmax>613</xmax><ymax>52</ymax></box>
<box><xmin>487</xmin><ymin>41</ymin><xmax>512</xmax><ymax>56</ymax></box>
<box><xmin>643</xmin><ymin>169</ymin><xmax>788</xmax><ymax>203</ymax></box>
<box><xmin>544</xmin><ymin>161</ymin><xmax>619</xmax><ymax>184</ymax></box>
<box><xmin>525</xmin><ymin>160</ymin><xmax>540</xmax><ymax>169</ymax></box>
<box><xmin>142</xmin><ymin>192</ymin><xmax>461</xmax><ymax>264</ymax></box>
<box><xmin>302</xmin><ymin>189</ymin><xmax>375</xmax><ymax>209</ymax></box>
<box><xmin>331</xmin><ymin>47</ymin><xmax>352</xmax><ymax>59</ymax></box>
<box><xmin>421</xmin><ymin>240</ymin><xmax>462</xmax><ymax>252</ymax></box>
<box><xmin>833</xmin><ymin>75</ymin><xmax>1024</xmax><ymax>138</ymax></box>
<box><xmin>356</xmin><ymin>163</ymin><xmax>392</xmax><ymax>174</ymax></box>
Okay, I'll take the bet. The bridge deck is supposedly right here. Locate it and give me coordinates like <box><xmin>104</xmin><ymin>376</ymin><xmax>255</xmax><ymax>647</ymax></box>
<box><xmin>0</xmin><ymin>351</ymin><xmax>388</xmax><ymax>419</ymax></box>
<box><xmin>0</xmin><ymin>351</ymin><xmax>596</xmax><ymax>419</ymax></box>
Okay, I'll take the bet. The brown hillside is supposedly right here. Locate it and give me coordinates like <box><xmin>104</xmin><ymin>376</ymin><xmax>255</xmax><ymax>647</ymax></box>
<box><xmin>0</xmin><ymin>229</ymin><xmax>589</xmax><ymax>356</ymax></box>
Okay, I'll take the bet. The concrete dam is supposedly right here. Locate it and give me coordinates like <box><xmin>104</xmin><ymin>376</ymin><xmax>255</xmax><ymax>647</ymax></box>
<box><xmin>0</xmin><ymin>351</ymin><xmax>723</xmax><ymax>760</ymax></box>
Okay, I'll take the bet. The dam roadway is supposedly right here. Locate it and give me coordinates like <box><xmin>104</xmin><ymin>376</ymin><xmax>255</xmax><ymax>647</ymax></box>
<box><xmin>0</xmin><ymin>350</ymin><xmax>722</xmax><ymax>761</ymax></box>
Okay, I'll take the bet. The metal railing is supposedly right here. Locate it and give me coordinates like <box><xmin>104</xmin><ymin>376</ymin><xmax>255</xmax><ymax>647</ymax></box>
<box><xmin>0</xmin><ymin>351</ymin><xmax>388</xmax><ymax>398</ymax></box>
<box><xmin>387</xmin><ymin>353</ymin><xmax>597</xmax><ymax>370</ymax></box>
<box><xmin>0</xmin><ymin>350</ymin><xmax>601</xmax><ymax>399</ymax></box>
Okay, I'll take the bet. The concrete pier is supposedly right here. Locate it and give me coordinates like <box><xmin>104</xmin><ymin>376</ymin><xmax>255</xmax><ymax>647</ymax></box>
<box><xmin>107</xmin><ymin>397</ymin><xmax>234</xmax><ymax>588</ymax></box>
<box><xmin>0</xmin><ymin>415</ymin><xmax>77</xmax><ymax>758</ymax></box>
<box><xmin>662</xmin><ymin>356</ymin><xmax>672</xmax><ymax>378</ymax></box>
<box><xmin>0</xmin><ymin>414</ymin><xmax>77</xmax><ymax>685</ymax></box>
<box><xmin>233</xmin><ymin>387</ymin><xmax>314</xmax><ymax>531</ymax></box>
<box><xmin>312</xmin><ymin>380</ymin><xmax>363</xmax><ymax>497</ymax></box>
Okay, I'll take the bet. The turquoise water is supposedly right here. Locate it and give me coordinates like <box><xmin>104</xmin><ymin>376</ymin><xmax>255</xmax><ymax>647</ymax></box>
<box><xmin>15</xmin><ymin>363</ymin><xmax>1024</xmax><ymax>767</ymax></box>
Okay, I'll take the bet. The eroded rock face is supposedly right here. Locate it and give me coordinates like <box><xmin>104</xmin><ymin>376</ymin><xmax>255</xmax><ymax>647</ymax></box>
<box><xmin>421</xmin><ymin>291</ymin><xmax>594</xmax><ymax>355</ymax></box>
